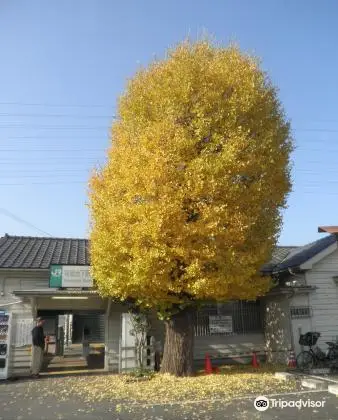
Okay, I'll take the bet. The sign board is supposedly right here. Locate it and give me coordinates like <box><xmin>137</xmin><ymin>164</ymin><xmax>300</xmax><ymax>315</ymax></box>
<box><xmin>209</xmin><ymin>315</ymin><xmax>233</xmax><ymax>334</ymax></box>
<box><xmin>13</xmin><ymin>319</ymin><xmax>34</xmax><ymax>347</ymax></box>
<box><xmin>50</xmin><ymin>265</ymin><xmax>93</xmax><ymax>288</ymax></box>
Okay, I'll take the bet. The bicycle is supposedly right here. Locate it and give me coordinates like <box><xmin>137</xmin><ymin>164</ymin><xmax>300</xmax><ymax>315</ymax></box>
<box><xmin>296</xmin><ymin>332</ymin><xmax>338</xmax><ymax>370</ymax></box>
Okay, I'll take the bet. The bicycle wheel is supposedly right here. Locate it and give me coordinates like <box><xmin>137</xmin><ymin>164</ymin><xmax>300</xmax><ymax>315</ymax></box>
<box><xmin>326</xmin><ymin>348</ymin><xmax>338</xmax><ymax>363</ymax></box>
<box><xmin>296</xmin><ymin>351</ymin><xmax>314</xmax><ymax>370</ymax></box>
<box><xmin>326</xmin><ymin>348</ymin><xmax>338</xmax><ymax>368</ymax></box>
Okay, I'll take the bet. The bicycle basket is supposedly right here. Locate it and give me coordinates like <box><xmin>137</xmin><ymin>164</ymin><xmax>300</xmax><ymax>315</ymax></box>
<box><xmin>299</xmin><ymin>332</ymin><xmax>320</xmax><ymax>346</ymax></box>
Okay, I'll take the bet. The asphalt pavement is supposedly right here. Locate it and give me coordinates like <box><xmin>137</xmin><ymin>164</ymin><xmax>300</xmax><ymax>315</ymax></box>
<box><xmin>0</xmin><ymin>378</ymin><xmax>337</xmax><ymax>419</ymax></box>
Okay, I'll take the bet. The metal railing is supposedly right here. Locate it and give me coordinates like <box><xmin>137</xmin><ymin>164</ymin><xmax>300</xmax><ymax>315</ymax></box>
<box><xmin>193</xmin><ymin>301</ymin><xmax>263</xmax><ymax>336</ymax></box>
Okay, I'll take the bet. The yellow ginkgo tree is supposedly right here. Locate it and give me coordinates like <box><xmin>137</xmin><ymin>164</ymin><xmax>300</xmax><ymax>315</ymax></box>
<box><xmin>89</xmin><ymin>40</ymin><xmax>293</xmax><ymax>377</ymax></box>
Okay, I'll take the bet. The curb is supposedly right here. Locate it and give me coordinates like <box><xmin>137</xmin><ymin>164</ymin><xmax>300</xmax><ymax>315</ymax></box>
<box><xmin>309</xmin><ymin>368</ymin><xmax>331</xmax><ymax>375</ymax></box>
<box><xmin>274</xmin><ymin>372</ymin><xmax>296</xmax><ymax>381</ymax></box>
<box><xmin>328</xmin><ymin>384</ymin><xmax>338</xmax><ymax>396</ymax></box>
<box><xmin>301</xmin><ymin>378</ymin><xmax>328</xmax><ymax>390</ymax></box>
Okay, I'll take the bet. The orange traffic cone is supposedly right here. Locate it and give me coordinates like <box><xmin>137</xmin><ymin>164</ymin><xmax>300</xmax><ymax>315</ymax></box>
<box><xmin>205</xmin><ymin>353</ymin><xmax>213</xmax><ymax>374</ymax></box>
<box><xmin>252</xmin><ymin>351</ymin><xmax>259</xmax><ymax>368</ymax></box>
<box><xmin>287</xmin><ymin>350</ymin><xmax>297</xmax><ymax>368</ymax></box>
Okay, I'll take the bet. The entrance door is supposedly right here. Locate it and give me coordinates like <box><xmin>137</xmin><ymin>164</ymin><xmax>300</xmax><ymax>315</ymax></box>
<box><xmin>37</xmin><ymin>310</ymin><xmax>105</xmax><ymax>372</ymax></box>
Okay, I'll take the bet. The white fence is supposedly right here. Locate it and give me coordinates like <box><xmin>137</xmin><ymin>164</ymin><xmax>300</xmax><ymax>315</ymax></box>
<box><xmin>118</xmin><ymin>336</ymin><xmax>156</xmax><ymax>373</ymax></box>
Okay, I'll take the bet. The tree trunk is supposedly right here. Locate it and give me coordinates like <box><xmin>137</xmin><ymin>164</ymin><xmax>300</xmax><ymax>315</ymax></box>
<box><xmin>160</xmin><ymin>307</ymin><xmax>195</xmax><ymax>376</ymax></box>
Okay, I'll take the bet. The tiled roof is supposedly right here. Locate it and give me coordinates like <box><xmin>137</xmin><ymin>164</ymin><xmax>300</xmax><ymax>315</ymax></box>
<box><xmin>261</xmin><ymin>246</ymin><xmax>299</xmax><ymax>273</ymax></box>
<box><xmin>270</xmin><ymin>234</ymin><xmax>337</xmax><ymax>273</ymax></box>
<box><xmin>0</xmin><ymin>233</ymin><xmax>336</xmax><ymax>273</ymax></box>
<box><xmin>0</xmin><ymin>235</ymin><xmax>89</xmax><ymax>269</ymax></box>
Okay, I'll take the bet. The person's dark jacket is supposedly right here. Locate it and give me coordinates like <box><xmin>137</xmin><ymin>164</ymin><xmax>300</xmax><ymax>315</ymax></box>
<box><xmin>32</xmin><ymin>326</ymin><xmax>44</xmax><ymax>348</ymax></box>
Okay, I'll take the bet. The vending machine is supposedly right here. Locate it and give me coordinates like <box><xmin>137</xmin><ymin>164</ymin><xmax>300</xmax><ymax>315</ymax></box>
<box><xmin>0</xmin><ymin>311</ymin><xmax>12</xmax><ymax>380</ymax></box>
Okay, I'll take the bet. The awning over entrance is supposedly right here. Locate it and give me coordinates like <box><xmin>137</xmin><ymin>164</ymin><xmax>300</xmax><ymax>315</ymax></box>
<box><xmin>13</xmin><ymin>289</ymin><xmax>99</xmax><ymax>297</ymax></box>
<box><xmin>13</xmin><ymin>289</ymin><xmax>107</xmax><ymax>312</ymax></box>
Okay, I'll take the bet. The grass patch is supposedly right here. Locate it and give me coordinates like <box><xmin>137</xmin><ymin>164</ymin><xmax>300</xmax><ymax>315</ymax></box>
<box><xmin>127</xmin><ymin>367</ymin><xmax>155</xmax><ymax>379</ymax></box>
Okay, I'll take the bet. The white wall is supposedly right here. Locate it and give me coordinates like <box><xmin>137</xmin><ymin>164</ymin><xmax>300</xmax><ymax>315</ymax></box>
<box><xmin>0</xmin><ymin>271</ymin><xmax>40</xmax><ymax>377</ymax></box>
<box><xmin>7</xmin><ymin>312</ymin><xmax>35</xmax><ymax>378</ymax></box>
<box><xmin>0</xmin><ymin>270</ymin><xmax>49</xmax><ymax>308</ymax></box>
<box><xmin>305</xmin><ymin>246</ymin><xmax>338</xmax><ymax>349</ymax></box>
<box><xmin>120</xmin><ymin>313</ymin><xmax>137</xmax><ymax>371</ymax></box>
<box><xmin>106</xmin><ymin>304</ymin><xmax>126</xmax><ymax>372</ymax></box>
<box><xmin>289</xmin><ymin>293</ymin><xmax>312</xmax><ymax>355</ymax></box>
<box><xmin>105</xmin><ymin>307</ymin><xmax>166</xmax><ymax>372</ymax></box>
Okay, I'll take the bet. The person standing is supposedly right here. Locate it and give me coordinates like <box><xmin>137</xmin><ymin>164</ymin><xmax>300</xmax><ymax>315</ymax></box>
<box><xmin>31</xmin><ymin>317</ymin><xmax>45</xmax><ymax>378</ymax></box>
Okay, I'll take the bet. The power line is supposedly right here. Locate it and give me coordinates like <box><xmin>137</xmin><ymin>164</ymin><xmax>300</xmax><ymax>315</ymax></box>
<box><xmin>0</xmin><ymin>181</ymin><xmax>87</xmax><ymax>186</ymax></box>
<box><xmin>3</xmin><ymin>146</ymin><xmax>338</xmax><ymax>153</ymax></box>
<box><xmin>0</xmin><ymin>148</ymin><xmax>105</xmax><ymax>152</ymax></box>
<box><xmin>1</xmin><ymin>175</ymin><xmax>338</xmax><ymax>186</ymax></box>
<box><xmin>0</xmin><ymin>113</ymin><xmax>116</xmax><ymax>119</ymax></box>
<box><xmin>0</xmin><ymin>161</ymin><xmax>334</xmax><ymax>169</ymax></box>
<box><xmin>0</xmin><ymin>155</ymin><xmax>104</xmax><ymax>160</ymax></box>
<box><xmin>0</xmin><ymin>138</ymin><xmax>335</xmax><ymax>148</ymax></box>
<box><xmin>0</xmin><ymin>163</ymin><xmax>101</xmax><ymax>167</ymax></box>
<box><xmin>0</xmin><ymin>169</ymin><xmax>336</xmax><ymax>184</ymax></box>
<box><xmin>294</xmin><ymin>159</ymin><xmax>338</xmax><ymax>165</ymax></box>
<box><xmin>2</xmin><ymin>176</ymin><xmax>338</xmax><ymax>184</ymax></box>
<box><xmin>296</xmin><ymin>148</ymin><xmax>338</xmax><ymax>153</ymax></box>
<box><xmin>0</xmin><ymin>168</ymin><xmax>310</xmax><ymax>173</ymax></box>
<box><xmin>6</xmin><ymin>135</ymin><xmax>110</xmax><ymax>139</ymax></box>
<box><xmin>0</xmin><ymin>101</ymin><xmax>115</xmax><ymax>108</ymax></box>
<box><xmin>0</xmin><ymin>167</ymin><xmax>320</xmax><ymax>172</ymax></box>
<box><xmin>0</xmin><ymin>124</ymin><xmax>337</xmax><ymax>132</ymax></box>
<box><xmin>0</xmin><ymin>181</ymin><xmax>337</xmax><ymax>198</ymax></box>
<box><xmin>0</xmin><ymin>174</ymin><xmax>90</xmax><ymax>179</ymax></box>
<box><xmin>0</xmin><ymin>162</ymin><xmax>102</xmax><ymax>165</ymax></box>
<box><xmin>0</xmin><ymin>168</ymin><xmax>92</xmax><ymax>173</ymax></box>
<box><xmin>294</xmin><ymin>128</ymin><xmax>338</xmax><ymax>133</ymax></box>
<box><xmin>0</xmin><ymin>105</ymin><xmax>337</xmax><ymax>125</ymax></box>
<box><xmin>300</xmin><ymin>191</ymin><xmax>338</xmax><ymax>196</ymax></box>
<box><xmin>0</xmin><ymin>174</ymin><xmax>89</xmax><ymax>178</ymax></box>
<box><xmin>0</xmin><ymin>124</ymin><xmax>110</xmax><ymax>130</ymax></box>
<box><xmin>0</xmin><ymin>207</ymin><xmax>53</xmax><ymax>236</ymax></box>
<box><xmin>0</xmin><ymin>172</ymin><xmax>337</xmax><ymax>197</ymax></box>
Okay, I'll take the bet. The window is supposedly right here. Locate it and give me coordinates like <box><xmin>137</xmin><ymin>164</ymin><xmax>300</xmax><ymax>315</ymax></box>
<box><xmin>290</xmin><ymin>306</ymin><xmax>312</xmax><ymax>319</ymax></box>
<box><xmin>194</xmin><ymin>300</ymin><xmax>263</xmax><ymax>336</ymax></box>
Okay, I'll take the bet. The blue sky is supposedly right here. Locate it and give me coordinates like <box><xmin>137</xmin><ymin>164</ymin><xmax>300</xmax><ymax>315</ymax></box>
<box><xmin>1</xmin><ymin>0</ymin><xmax>338</xmax><ymax>245</ymax></box>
